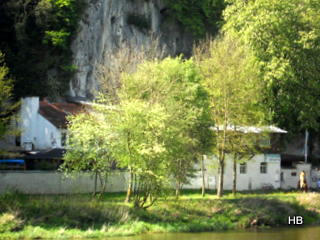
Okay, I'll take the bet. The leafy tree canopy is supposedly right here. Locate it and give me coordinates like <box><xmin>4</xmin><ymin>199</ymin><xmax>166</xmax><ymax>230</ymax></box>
<box><xmin>223</xmin><ymin>0</ymin><xmax>320</xmax><ymax>131</ymax></box>
<box><xmin>0</xmin><ymin>52</ymin><xmax>17</xmax><ymax>139</ymax></box>
<box><xmin>64</xmin><ymin>57</ymin><xmax>214</xmax><ymax>206</ymax></box>
<box><xmin>195</xmin><ymin>35</ymin><xmax>268</xmax><ymax>197</ymax></box>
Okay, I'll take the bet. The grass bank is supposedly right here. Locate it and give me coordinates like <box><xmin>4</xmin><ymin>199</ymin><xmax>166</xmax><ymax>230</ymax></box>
<box><xmin>1</xmin><ymin>190</ymin><xmax>320</xmax><ymax>239</ymax></box>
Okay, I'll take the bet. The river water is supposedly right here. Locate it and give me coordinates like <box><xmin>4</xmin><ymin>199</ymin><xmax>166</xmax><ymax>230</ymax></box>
<box><xmin>111</xmin><ymin>226</ymin><xmax>320</xmax><ymax>240</ymax></box>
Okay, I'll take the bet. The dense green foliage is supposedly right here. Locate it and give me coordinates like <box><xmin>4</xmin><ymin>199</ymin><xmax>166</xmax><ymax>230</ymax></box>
<box><xmin>223</xmin><ymin>0</ymin><xmax>320</xmax><ymax>132</ymax></box>
<box><xmin>0</xmin><ymin>0</ymin><xmax>85</xmax><ymax>98</ymax></box>
<box><xmin>165</xmin><ymin>0</ymin><xmax>226</xmax><ymax>36</ymax></box>
<box><xmin>64</xmin><ymin>57</ymin><xmax>214</xmax><ymax>207</ymax></box>
<box><xmin>119</xmin><ymin>57</ymin><xmax>214</xmax><ymax>198</ymax></box>
<box><xmin>0</xmin><ymin>191</ymin><xmax>319</xmax><ymax>238</ymax></box>
<box><xmin>0</xmin><ymin>52</ymin><xmax>16</xmax><ymax>138</ymax></box>
<box><xmin>62</xmin><ymin>113</ymin><xmax>112</xmax><ymax>173</ymax></box>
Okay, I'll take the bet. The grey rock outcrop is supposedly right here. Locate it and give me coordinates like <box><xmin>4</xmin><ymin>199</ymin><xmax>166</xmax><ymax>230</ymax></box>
<box><xmin>70</xmin><ymin>0</ymin><xmax>194</xmax><ymax>99</ymax></box>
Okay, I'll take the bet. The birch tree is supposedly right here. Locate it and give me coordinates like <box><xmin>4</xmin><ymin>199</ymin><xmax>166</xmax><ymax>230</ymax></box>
<box><xmin>196</xmin><ymin>35</ymin><xmax>267</xmax><ymax>197</ymax></box>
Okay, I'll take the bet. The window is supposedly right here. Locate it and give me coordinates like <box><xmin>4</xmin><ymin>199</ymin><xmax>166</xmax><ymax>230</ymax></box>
<box><xmin>291</xmin><ymin>172</ymin><xmax>297</xmax><ymax>176</ymax></box>
<box><xmin>240</xmin><ymin>163</ymin><xmax>247</xmax><ymax>174</ymax></box>
<box><xmin>280</xmin><ymin>172</ymin><xmax>284</xmax><ymax>181</ymax></box>
<box><xmin>260</xmin><ymin>162</ymin><xmax>267</xmax><ymax>174</ymax></box>
<box><xmin>259</xmin><ymin>137</ymin><xmax>271</xmax><ymax>147</ymax></box>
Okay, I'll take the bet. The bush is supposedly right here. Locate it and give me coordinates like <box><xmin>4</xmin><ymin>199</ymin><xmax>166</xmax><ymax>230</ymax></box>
<box><xmin>0</xmin><ymin>213</ymin><xmax>23</xmax><ymax>233</ymax></box>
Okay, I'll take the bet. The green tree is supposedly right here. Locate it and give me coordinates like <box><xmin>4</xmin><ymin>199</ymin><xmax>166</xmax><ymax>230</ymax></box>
<box><xmin>0</xmin><ymin>52</ymin><xmax>16</xmax><ymax>139</ymax></box>
<box><xmin>62</xmin><ymin>112</ymin><xmax>113</xmax><ymax>195</ymax></box>
<box><xmin>96</xmin><ymin>99</ymin><xmax>170</xmax><ymax>208</ymax></box>
<box><xmin>223</xmin><ymin>0</ymin><xmax>320</xmax><ymax>132</ymax></box>
<box><xmin>196</xmin><ymin>35</ymin><xmax>267</xmax><ymax>197</ymax></box>
<box><xmin>64</xmin><ymin>57</ymin><xmax>212</xmax><ymax>206</ymax></box>
<box><xmin>120</xmin><ymin>57</ymin><xmax>214</xmax><ymax>198</ymax></box>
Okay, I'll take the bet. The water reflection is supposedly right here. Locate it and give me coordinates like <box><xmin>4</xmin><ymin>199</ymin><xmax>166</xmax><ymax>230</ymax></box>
<box><xmin>110</xmin><ymin>226</ymin><xmax>320</xmax><ymax>240</ymax></box>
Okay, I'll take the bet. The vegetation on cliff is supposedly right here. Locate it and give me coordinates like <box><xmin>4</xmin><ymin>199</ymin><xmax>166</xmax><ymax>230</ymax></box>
<box><xmin>0</xmin><ymin>52</ymin><xmax>17</xmax><ymax>140</ymax></box>
<box><xmin>0</xmin><ymin>0</ymin><xmax>226</xmax><ymax>99</ymax></box>
<box><xmin>0</xmin><ymin>0</ymin><xmax>85</xmax><ymax>98</ymax></box>
<box><xmin>165</xmin><ymin>0</ymin><xmax>226</xmax><ymax>36</ymax></box>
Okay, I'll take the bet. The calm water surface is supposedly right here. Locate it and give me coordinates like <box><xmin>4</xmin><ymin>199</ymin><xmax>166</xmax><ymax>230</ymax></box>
<box><xmin>110</xmin><ymin>226</ymin><xmax>320</xmax><ymax>240</ymax></box>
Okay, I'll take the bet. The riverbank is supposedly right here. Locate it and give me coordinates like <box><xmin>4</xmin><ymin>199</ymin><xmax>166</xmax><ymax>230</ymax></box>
<box><xmin>1</xmin><ymin>191</ymin><xmax>320</xmax><ymax>239</ymax></box>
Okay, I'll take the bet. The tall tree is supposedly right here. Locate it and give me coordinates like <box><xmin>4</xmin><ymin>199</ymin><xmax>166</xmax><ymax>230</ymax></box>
<box><xmin>120</xmin><ymin>57</ymin><xmax>214</xmax><ymax>198</ymax></box>
<box><xmin>65</xmin><ymin>57</ymin><xmax>213</xmax><ymax>206</ymax></box>
<box><xmin>223</xmin><ymin>0</ymin><xmax>320</xmax><ymax>132</ymax></box>
<box><xmin>62</xmin><ymin>112</ymin><xmax>113</xmax><ymax>195</ymax></box>
<box><xmin>95</xmin><ymin>98</ymin><xmax>170</xmax><ymax>207</ymax></box>
<box><xmin>195</xmin><ymin>35</ymin><xmax>267</xmax><ymax>197</ymax></box>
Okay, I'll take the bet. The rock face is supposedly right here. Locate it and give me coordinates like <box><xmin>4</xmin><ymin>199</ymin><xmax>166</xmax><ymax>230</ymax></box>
<box><xmin>69</xmin><ymin>0</ymin><xmax>194</xmax><ymax>99</ymax></box>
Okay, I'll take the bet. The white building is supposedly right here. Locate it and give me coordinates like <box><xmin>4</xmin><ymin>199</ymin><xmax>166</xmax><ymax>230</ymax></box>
<box><xmin>184</xmin><ymin>126</ymin><xmax>287</xmax><ymax>191</ymax></box>
<box><xmin>184</xmin><ymin>154</ymin><xmax>281</xmax><ymax>190</ymax></box>
<box><xmin>19</xmin><ymin>97</ymin><xmax>84</xmax><ymax>150</ymax></box>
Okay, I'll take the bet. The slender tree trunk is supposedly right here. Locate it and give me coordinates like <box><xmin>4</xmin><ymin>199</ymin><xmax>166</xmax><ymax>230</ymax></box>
<box><xmin>93</xmin><ymin>171</ymin><xmax>98</xmax><ymax>196</ymax></box>
<box><xmin>125</xmin><ymin>167</ymin><xmax>133</xmax><ymax>203</ymax></box>
<box><xmin>175</xmin><ymin>182</ymin><xmax>181</xmax><ymax>199</ymax></box>
<box><xmin>232</xmin><ymin>154</ymin><xmax>237</xmax><ymax>196</ymax></box>
<box><xmin>201</xmin><ymin>155</ymin><xmax>206</xmax><ymax>197</ymax></box>
<box><xmin>98</xmin><ymin>172</ymin><xmax>108</xmax><ymax>194</ymax></box>
<box><xmin>217</xmin><ymin>160</ymin><xmax>224</xmax><ymax>198</ymax></box>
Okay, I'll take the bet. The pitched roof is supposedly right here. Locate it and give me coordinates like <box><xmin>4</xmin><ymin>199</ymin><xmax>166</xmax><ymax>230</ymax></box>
<box><xmin>39</xmin><ymin>101</ymin><xmax>84</xmax><ymax>129</ymax></box>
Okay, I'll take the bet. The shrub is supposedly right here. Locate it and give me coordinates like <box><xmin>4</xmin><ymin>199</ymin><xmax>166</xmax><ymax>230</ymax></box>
<box><xmin>0</xmin><ymin>213</ymin><xmax>23</xmax><ymax>233</ymax></box>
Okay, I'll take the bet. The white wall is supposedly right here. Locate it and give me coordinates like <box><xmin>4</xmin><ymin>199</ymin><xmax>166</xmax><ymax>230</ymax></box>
<box><xmin>0</xmin><ymin>171</ymin><xmax>128</xmax><ymax>194</ymax></box>
<box><xmin>33</xmin><ymin>114</ymin><xmax>62</xmax><ymax>149</ymax></box>
<box><xmin>195</xmin><ymin>154</ymin><xmax>281</xmax><ymax>191</ymax></box>
<box><xmin>0</xmin><ymin>154</ymin><xmax>283</xmax><ymax>194</ymax></box>
<box><xmin>183</xmin><ymin>171</ymin><xmax>216</xmax><ymax>190</ymax></box>
<box><xmin>281</xmin><ymin>163</ymin><xmax>312</xmax><ymax>189</ymax></box>
<box><xmin>311</xmin><ymin>168</ymin><xmax>320</xmax><ymax>189</ymax></box>
<box><xmin>20</xmin><ymin>97</ymin><xmax>62</xmax><ymax>150</ymax></box>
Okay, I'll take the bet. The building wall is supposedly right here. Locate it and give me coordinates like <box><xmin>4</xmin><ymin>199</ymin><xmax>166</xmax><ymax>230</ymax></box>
<box><xmin>20</xmin><ymin>97</ymin><xmax>62</xmax><ymax>150</ymax></box>
<box><xmin>0</xmin><ymin>154</ymin><xmax>283</xmax><ymax>194</ymax></box>
<box><xmin>180</xmin><ymin>153</ymin><xmax>281</xmax><ymax>191</ymax></box>
<box><xmin>280</xmin><ymin>163</ymin><xmax>312</xmax><ymax>189</ymax></box>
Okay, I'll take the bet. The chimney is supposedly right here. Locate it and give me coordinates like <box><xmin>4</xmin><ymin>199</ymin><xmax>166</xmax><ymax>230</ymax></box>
<box><xmin>20</xmin><ymin>97</ymin><xmax>39</xmax><ymax>150</ymax></box>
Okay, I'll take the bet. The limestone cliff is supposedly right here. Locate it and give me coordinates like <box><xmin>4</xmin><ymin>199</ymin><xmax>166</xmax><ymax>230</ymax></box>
<box><xmin>69</xmin><ymin>0</ymin><xmax>194</xmax><ymax>99</ymax></box>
